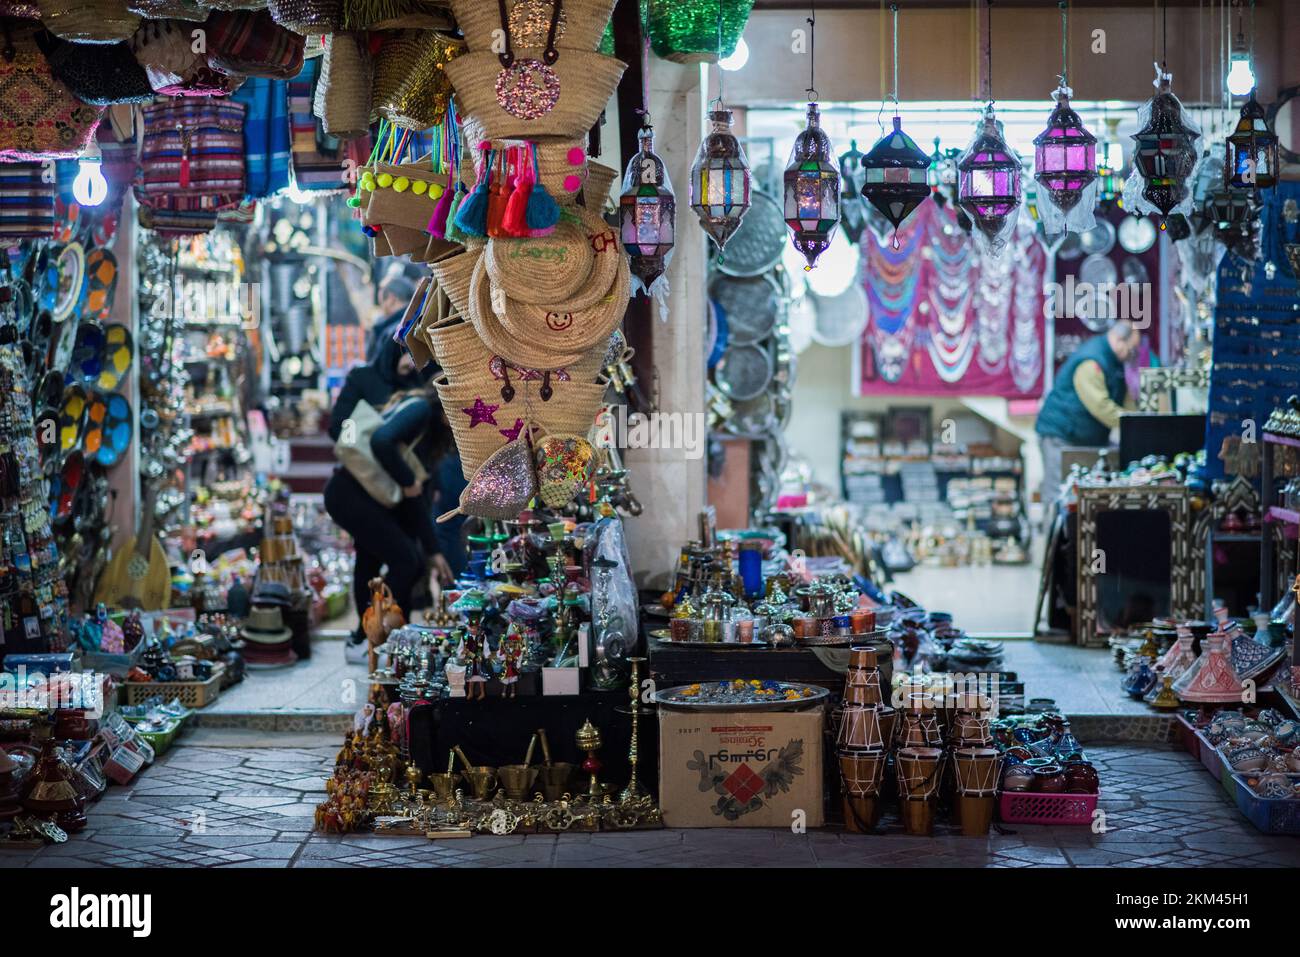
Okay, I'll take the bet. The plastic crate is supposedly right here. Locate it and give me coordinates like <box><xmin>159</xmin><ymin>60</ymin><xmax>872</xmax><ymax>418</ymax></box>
<box><xmin>1195</xmin><ymin>731</ymin><xmax>1224</xmax><ymax>781</ymax></box>
<box><xmin>1232</xmin><ymin>774</ymin><xmax>1300</xmax><ymax>834</ymax></box>
<box><xmin>1174</xmin><ymin>715</ymin><xmax>1200</xmax><ymax>760</ymax></box>
<box><xmin>131</xmin><ymin>720</ymin><xmax>183</xmax><ymax>757</ymax></box>
<box><xmin>1220</xmin><ymin>765</ymin><xmax>1241</xmax><ymax>804</ymax></box>
<box><xmin>999</xmin><ymin>790</ymin><xmax>1099</xmax><ymax>826</ymax></box>
<box><xmin>123</xmin><ymin>670</ymin><xmax>222</xmax><ymax>709</ymax></box>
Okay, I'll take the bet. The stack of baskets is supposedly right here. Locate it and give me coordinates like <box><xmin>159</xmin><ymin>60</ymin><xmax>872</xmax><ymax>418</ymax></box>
<box><xmin>397</xmin><ymin>0</ymin><xmax>630</xmax><ymax>518</ymax></box>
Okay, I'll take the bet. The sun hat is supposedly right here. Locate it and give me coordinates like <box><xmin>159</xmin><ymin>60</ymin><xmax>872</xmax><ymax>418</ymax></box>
<box><xmin>494</xmin><ymin>247</ymin><xmax>628</xmax><ymax>354</ymax></box>
<box><xmin>430</xmin><ymin>245</ymin><xmax>482</xmax><ymax>318</ymax></box>
<box><xmin>451</xmin><ymin>0</ymin><xmax>617</xmax><ymax>55</ymax></box>
<box><xmin>468</xmin><ymin>254</ymin><xmax>587</xmax><ymax>371</ymax></box>
<box><xmin>444</xmin><ymin>49</ymin><xmax>625</xmax><ymax>141</ymax></box>
<box><xmin>484</xmin><ymin>216</ymin><xmax>594</xmax><ymax>305</ymax></box>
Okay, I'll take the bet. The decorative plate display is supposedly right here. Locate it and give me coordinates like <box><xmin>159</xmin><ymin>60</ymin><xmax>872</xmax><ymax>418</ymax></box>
<box><xmin>1078</xmin><ymin>219</ymin><xmax>1117</xmax><ymax>256</ymax></box>
<box><xmin>709</xmin><ymin>272</ymin><xmax>781</xmax><ymax>345</ymax></box>
<box><xmin>652</xmin><ymin>679</ymin><xmax>829</xmax><ymax>711</ymax></box>
<box><xmin>1118</xmin><ymin>214</ymin><xmax>1157</xmax><ymax>254</ymax></box>
<box><xmin>714</xmin><ymin>342</ymin><xmax>773</xmax><ymax>401</ymax></box>
<box><xmin>714</xmin><ymin>190</ymin><xmax>787</xmax><ymax>278</ymax></box>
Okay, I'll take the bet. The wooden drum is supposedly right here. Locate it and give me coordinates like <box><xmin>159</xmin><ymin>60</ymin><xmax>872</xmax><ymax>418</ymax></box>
<box><xmin>952</xmin><ymin>746</ymin><xmax>1002</xmax><ymax>837</ymax></box>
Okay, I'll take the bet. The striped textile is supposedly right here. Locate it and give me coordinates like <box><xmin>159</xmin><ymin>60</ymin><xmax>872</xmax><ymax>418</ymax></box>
<box><xmin>138</xmin><ymin>99</ymin><xmax>246</xmax><ymax>208</ymax></box>
<box><xmin>288</xmin><ymin>56</ymin><xmax>352</xmax><ymax>192</ymax></box>
<box><xmin>233</xmin><ymin>77</ymin><xmax>292</xmax><ymax>200</ymax></box>
<box><xmin>0</xmin><ymin>162</ymin><xmax>55</xmax><ymax>243</ymax></box>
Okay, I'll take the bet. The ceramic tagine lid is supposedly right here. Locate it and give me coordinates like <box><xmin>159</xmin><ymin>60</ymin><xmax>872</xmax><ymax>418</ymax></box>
<box><xmin>1173</xmin><ymin>631</ymin><xmax>1244</xmax><ymax>703</ymax></box>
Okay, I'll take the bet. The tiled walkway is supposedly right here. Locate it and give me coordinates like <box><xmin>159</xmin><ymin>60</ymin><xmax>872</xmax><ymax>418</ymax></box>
<box><xmin>4</xmin><ymin>741</ymin><xmax>1297</xmax><ymax>868</ymax></box>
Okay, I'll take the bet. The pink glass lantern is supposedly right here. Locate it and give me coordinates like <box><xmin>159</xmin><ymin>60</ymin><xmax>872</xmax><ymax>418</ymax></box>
<box><xmin>1033</xmin><ymin>85</ymin><xmax>1097</xmax><ymax>214</ymax></box>
<box><xmin>619</xmin><ymin>123</ymin><xmax>676</xmax><ymax>292</ymax></box>
<box><xmin>957</xmin><ymin>104</ymin><xmax>1022</xmax><ymax>245</ymax></box>
<box><xmin>782</xmin><ymin>101</ymin><xmax>840</xmax><ymax>269</ymax></box>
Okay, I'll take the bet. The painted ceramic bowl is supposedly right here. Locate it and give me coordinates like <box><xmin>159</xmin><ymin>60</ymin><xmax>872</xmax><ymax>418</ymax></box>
<box><xmin>1032</xmin><ymin>765</ymin><xmax>1067</xmax><ymax>793</ymax></box>
<box><xmin>1227</xmin><ymin>745</ymin><xmax>1269</xmax><ymax>773</ymax></box>
<box><xmin>1004</xmin><ymin>746</ymin><xmax>1035</xmax><ymax>764</ymax></box>
<box><xmin>1063</xmin><ymin>762</ymin><xmax>1099</xmax><ymax>794</ymax></box>
<box><xmin>1285</xmin><ymin>749</ymin><xmax>1300</xmax><ymax>774</ymax></box>
<box><xmin>1002</xmin><ymin>764</ymin><xmax>1036</xmax><ymax>792</ymax></box>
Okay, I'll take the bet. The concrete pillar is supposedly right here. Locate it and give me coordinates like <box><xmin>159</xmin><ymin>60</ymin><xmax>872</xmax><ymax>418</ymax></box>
<box><xmin>623</xmin><ymin>62</ymin><xmax>709</xmax><ymax>591</ymax></box>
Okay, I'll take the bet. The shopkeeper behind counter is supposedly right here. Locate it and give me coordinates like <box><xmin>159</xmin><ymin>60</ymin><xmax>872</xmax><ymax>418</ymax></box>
<box><xmin>1035</xmin><ymin>320</ymin><xmax>1140</xmax><ymax>510</ymax></box>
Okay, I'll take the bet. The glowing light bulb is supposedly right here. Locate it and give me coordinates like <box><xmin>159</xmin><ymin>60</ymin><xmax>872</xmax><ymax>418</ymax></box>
<box><xmin>1226</xmin><ymin>34</ymin><xmax>1255</xmax><ymax>97</ymax></box>
<box><xmin>72</xmin><ymin>142</ymin><xmax>108</xmax><ymax>207</ymax></box>
<box><xmin>718</xmin><ymin>37</ymin><xmax>749</xmax><ymax>72</ymax></box>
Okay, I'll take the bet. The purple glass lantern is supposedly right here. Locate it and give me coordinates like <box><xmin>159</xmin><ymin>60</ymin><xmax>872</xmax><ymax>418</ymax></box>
<box><xmin>620</xmin><ymin>124</ymin><xmax>676</xmax><ymax>292</ymax></box>
<box><xmin>957</xmin><ymin>105</ymin><xmax>1022</xmax><ymax>245</ymax></box>
<box><xmin>690</xmin><ymin>109</ymin><xmax>752</xmax><ymax>251</ymax></box>
<box><xmin>1034</xmin><ymin>86</ymin><xmax>1097</xmax><ymax>214</ymax></box>
<box><xmin>783</xmin><ymin>102</ymin><xmax>840</xmax><ymax>269</ymax></box>
<box><xmin>1226</xmin><ymin>92</ymin><xmax>1280</xmax><ymax>191</ymax></box>
<box><xmin>861</xmin><ymin>115</ymin><xmax>931</xmax><ymax>247</ymax></box>
<box><xmin>1131</xmin><ymin>76</ymin><xmax>1199</xmax><ymax>217</ymax></box>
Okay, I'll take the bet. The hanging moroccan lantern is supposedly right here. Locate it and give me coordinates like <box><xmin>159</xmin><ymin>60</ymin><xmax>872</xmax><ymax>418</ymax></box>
<box><xmin>620</xmin><ymin>123</ymin><xmax>676</xmax><ymax>294</ymax></box>
<box><xmin>838</xmin><ymin>139</ymin><xmax>868</xmax><ymax>244</ymax></box>
<box><xmin>1095</xmin><ymin>117</ymin><xmax>1124</xmax><ymax>204</ymax></box>
<box><xmin>957</xmin><ymin>104</ymin><xmax>1023</xmax><ymax>248</ymax></box>
<box><xmin>860</xmin><ymin>115</ymin><xmax>930</xmax><ymax>247</ymax></box>
<box><xmin>1033</xmin><ymin>85</ymin><xmax>1097</xmax><ymax>215</ymax></box>
<box><xmin>643</xmin><ymin>0</ymin><xmax>755</xmax><ymax>64</ymax></box>
<box><xmin>1207</xmin><ymin>187</ymin><xmax>1259</xmax><ymax>237</ymax></box>
<box><xmin>1226</xmin><ymin>92</ymin><xmax>1280</xmax><ymax>190</ymax></box>
<box><xmin>782</xmin><ymin>102</ymin><xmax>840</xmax><ymax>269</ymax></box>
<box><xmin>1129</xmin><ymin>74</ymin><xmax>1200</xmax><ymax>218</ymax></box>
<box><xmin>690</xmin><ymin>108</ymin><xmax>752</xmax><ymax>252</ymax></box>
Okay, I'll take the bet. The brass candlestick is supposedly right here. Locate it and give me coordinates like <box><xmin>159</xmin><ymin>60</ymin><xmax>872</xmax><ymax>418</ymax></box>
<box><xmin>575</xmin><ymin>719</ymin><xmax>604</xmax><ymax>801</ymax></box>
<box><xmin>620</xmin><ymin>657</ymin><xmax>648</xmax><ymax>802</ymax></box>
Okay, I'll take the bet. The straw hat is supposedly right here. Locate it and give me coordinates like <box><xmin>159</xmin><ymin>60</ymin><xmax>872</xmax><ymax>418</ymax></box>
<box><xmin>582</xmin><ymin>160</ymin><xmax>619</xmax><ymax>207</ymax></box>
<box><xmin>431</xmin><ymin>246</ymin><xmax>481</xmax><ymax>318</ymax></box>
<box><xmin>495</xmin><ymin>247</ymin><xmax>628</xmax><ymax>354</ymax></box>
<box><xmin>451</xmin><ymin>0</ymin><xmax>617</xmax><ymax>54</ymax></box>
<box><xmin>484</xmin><ymin>217</ymin><xmax>595</xmax><ymax>306</ymax></box>
<box><xmin>444</xmin><ymin>49</ymin><xmax>625</xmax><ymax>141</ymax></box>
<box><xmin>469</xmin><ymin>254</ymin><xmax>586</xmax><ymax>371</ymax></box>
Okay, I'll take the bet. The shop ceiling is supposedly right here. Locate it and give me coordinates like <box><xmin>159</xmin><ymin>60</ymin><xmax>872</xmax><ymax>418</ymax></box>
<box><xmin>731</xmin><ymin>2</ymin><xmax>1290</xmax><ymax>106</ymax></box>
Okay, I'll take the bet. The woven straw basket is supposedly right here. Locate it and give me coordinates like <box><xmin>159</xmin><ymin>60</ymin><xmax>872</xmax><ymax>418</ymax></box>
<box><xmin>462</xmin><ymin>129</ymin><xmax>590</xmax><ymax>205</ymax></box>
<box><xmin>430</xmin><ymin>246</ymin><xmax>480</xmax><ymax>318</ymax></box>
<box><xmin>365</xmin><ymin>160</ymin><xmax>445</xmax><ymax>231</ymax></box>
<box><xmin>583</xmin><ymin>160</ymin><xmax>618</xmax><ymax>207</ymax></box>
<box><xmin>315</xmin><ymin>33</ymin><xmax>371</xmax><ymax>140</ymax></box>
<box><xmin>485</xmin><ymin>218</ymin><xmax>594</xmax><ymax>306</ymax></box>
<box><xmin>445</xmin><ymin>50</ymin><xmax>625</xmax><ymax>141</ymax></box>
<box><xmin>373</xmin><ymin>31</ymin><xmax>463</xmax><ymax>130</ymax></box>
<box><xmin>451</xmin><ymin>0</ymin><xmax>616</xmax><ymax>55</ymax></box>
<box><xmin>431</xmin><ymin>311</ymin><xmax>609</xmax><ymax>388</ymax></box>
<box><xmin>436</xmin><ymin>373</ymin><xmax>521</xmax><ymax>478</ymax></box>
<box><xmin>469</xmin><ymin>254</ymin><xmax>585</xmax><ymax>371</ymax></box>
<box><xmin>40</xmin><ymin>0</ymin><xmax>140</xmax><ymax>43</ymax></box>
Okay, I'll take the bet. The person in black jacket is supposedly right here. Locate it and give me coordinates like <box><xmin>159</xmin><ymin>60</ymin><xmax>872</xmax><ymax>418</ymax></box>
<box><xmin>328</xmin><ymin>335</ymin><xmax>421</xmax><ymax>443</ymax></box>
<box><xmin>324</xmin><ymin>384</ymin><xmax>454</xmax><ymax>658</ymax></box>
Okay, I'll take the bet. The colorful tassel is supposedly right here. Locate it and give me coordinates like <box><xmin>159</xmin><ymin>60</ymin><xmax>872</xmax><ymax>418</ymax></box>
<box><xmin>487</xmin><ymin>150</ymin><xmax>511</xmax><ymax>238</ymax></box>
<box><xmin>445</xmin><ymin>183</ymin><xmax>468</xmax><ymax>243</ymax></box>
<box><xmin>428</xmin><ymin>172</ymin><xmax>455</xmax><ymax>238</ymax></box>
<box><xmin>453</xmin><ymin>146</ymin><xmax>493</xmax><ymax>238</ymax></box>
<box><xmin>524</xmin><ymin>144</ymin><xmax>560</xmax><ymax>231</ymax></box>
<box><xmin>502</xmin><ymin>147</ymin><xmax>533</xmax><ymax>237</ymax></box>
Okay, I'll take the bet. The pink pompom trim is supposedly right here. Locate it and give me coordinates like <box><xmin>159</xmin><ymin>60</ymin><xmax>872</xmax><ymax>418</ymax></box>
<box><xmin>566</xmin><ymin>147</ymin><xmax>585</xmax><ymax>165</ymax></box>
<box><xmin>562</xmin><ymin>175</ymin><xmax>583</xmax><ymax>193</ymax></box>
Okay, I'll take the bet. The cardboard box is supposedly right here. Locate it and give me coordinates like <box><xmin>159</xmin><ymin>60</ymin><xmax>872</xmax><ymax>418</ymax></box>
<box><xmin>658</xmin><ymin>707</ymin><xmax>824</xmax><ymax>828</ymax></box>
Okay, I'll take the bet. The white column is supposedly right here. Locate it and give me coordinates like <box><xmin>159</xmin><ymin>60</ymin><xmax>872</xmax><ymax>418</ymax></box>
<box><xmin>623</xmin><ymin>62</ymin><xmax>709</xmax><ymax>591</ymax></box>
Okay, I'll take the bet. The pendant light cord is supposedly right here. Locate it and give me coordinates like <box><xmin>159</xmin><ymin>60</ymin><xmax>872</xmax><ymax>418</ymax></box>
<box><xmin>984</xmin><ymin>0</ymin><xmax>994</xmax><ymax>107</ymax></box>
<box><xmin>711</xmin><ymin>0</ymin><xmax>724</xmax><ymax>109</ymax></box>
<box><xmin>1162</xmin><ymin>0</ymin><xmax>1168</xmax><ymax>73</ymax></box>
<box><xmin>807</xmin><ymin>0</ymin><xmax>817</xmax><ymax>102</ymax></box>
<box><xmin>1059</xmin><ymin>1</ymin><xmax>1068</xmax><ymax>88</ymax></box>
<box><xmin>891</xmin><ymin>3</ymin><xmax>899</xmax><ymax>105</ymax></box>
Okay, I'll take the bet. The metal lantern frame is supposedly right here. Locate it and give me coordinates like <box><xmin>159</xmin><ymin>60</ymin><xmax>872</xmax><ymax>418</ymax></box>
<box><xmin>1131</xmin><ymin>79</ymin><xmax>1200</xmax><ymax>216</ymax></box>
<box><xmin>782</xmin><ymin>101</ymin><xmax>840</xmax><ymax>269</ymax></box>
<box><xmin>1207</xmin><ymin>187</ymin><xmax>1260</xmax><ymax>233</ymax></box>
<box><xmin>620</xmin><ymin>123</ymin><xmax>676</xmax><ymax>286</ymax></box>
<box><xmin>838</xmin><ymin>139</ymin><xmax>869</xmax><ymax>244</ymax></box>
<box><xmin>1225</xmin><ymin>92</ymin><xmax>1280</xmax><ymax>190</ymax></box>
<box><xmin>957</xmin><ymin>106</ymin><xmax>1022</xmax><ymax>242</ymax></box>
<box><xmin>690</xmin><ymin>108</ymin><xmax>753</xmax><ymax>251</ymax></box>
<box><xmin>861</xmin><ymin>114</ymin><xmax>931</xmax><ymax>240</ymax></box>
<box><xmin>1033</xmin><ymin>88</ymin><xmax>1098</xmax><ymax>213</ymax></box>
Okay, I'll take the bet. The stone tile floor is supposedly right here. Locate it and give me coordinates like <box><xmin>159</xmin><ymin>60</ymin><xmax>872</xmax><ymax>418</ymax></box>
<box><xmin>2</xmin><ymin>741</ymin><xmax>1297</xmax><ymax>868</ymax></box>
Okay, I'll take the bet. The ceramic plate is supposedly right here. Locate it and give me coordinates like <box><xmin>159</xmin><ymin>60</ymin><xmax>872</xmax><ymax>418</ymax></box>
<box><xmin>652</xmin><ymin>680</ymin><xmax>829</xmax><ymax>711</ymax></box>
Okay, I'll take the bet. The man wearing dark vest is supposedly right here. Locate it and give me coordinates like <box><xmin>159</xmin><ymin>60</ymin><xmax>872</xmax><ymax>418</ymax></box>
<box><xmin>1035</xmin><ymin>320</ymin><xmax>1139</xmax><ymax>513</ymax></box>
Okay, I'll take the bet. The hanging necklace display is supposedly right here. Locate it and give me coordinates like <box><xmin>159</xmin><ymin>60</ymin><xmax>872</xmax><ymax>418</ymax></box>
<box><xmin>1010</xmin><ymin>227</ymin><xmax>1045</xmax><ymax>392</ymax></box>
<box><xmin>1033</xmin><ymin>4</ymin><xmax>1098</xmax><ymax>236</ymax></box>
<box><xmin>494</xmin><ymin>0</ymin><xmax>563</xmax><ymax>120</ymax></box>
<box><xmin>860</xmin><ymin>5</ymin><xmax>929</xmax><ymax>249</ymax></box>
<box><xmin>782</xmin><ymin>2</ymin><xmax>839</xmax><ymax>270</ymax></box>
<box><xmin>689</xmin><ymin>6</ymin><xmax>752</xmax><ymax>253</ymax></box>
<box><xmin>956</xmin><ymin>1</ymin><xmax>1022</xmax><ymax>254</ymax></box>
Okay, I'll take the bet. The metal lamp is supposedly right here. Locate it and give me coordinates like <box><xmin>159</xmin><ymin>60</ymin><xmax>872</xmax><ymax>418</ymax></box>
<box><xmin>861</xmin><ymin>115</ymin><xmax>930</xmax><ymax>246</ymax></box>
<box><xmin>1033</xmin><ymin>86</ymin><xmax>1097</xmax><ymax>214</ymax></box>
<box><xmin>1225</xmin><ymin>92</ymin><xmax>1279</xmax><ymax>190</ymax></box>
<box><xmin>690</xmin><ymin>108</ymin><xmax>752</xmax><ymax>251</ymax></box>
<box><xmin>957</xmin><ymin>105</ymin><xmax>1022</xmax><ymax>244</ymax></box>
<box><xmin>782</xmin><ymin>101</ymin><xmax>840</xmax><ymax>269</ymax></box>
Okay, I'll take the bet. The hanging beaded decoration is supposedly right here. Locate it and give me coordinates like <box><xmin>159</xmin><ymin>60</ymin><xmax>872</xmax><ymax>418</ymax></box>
<box><xmin>495</xmin><ymin>0</ymin><xmax>563</xmax><ymax>120</ymax></box>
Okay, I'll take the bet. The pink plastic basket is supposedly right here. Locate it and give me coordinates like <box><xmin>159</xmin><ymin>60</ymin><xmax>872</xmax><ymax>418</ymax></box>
<box><xmin>999</xmin><ymin>790</ymin><xmax>1099</xmax><ymax>826</ymax></box>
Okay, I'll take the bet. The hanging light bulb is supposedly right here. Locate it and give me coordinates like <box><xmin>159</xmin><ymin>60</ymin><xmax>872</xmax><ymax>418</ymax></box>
<box><xmin>619</xmin><ymin>123</ymin><xmax>676</xmax><ymax>296</ymax></box>
<box><xmin>689</xmin><ymin>108</ymin><xmax>752</xmax><ymax>251</ymax></box>
<box><xmin>72</xmin><ymin>140</ymin><xmax>108</xmax><ymax>208</ymax></box>
<box><xmin>718</xmin><ymin>37</ymin><xmax>749</xmax><ymax>72</ymax></box>
<box><xmin>1226</xmin><ymin>26</ymin><xmax>1255</xmax><ymax>97</ymax></box>
<box><xmin>783</xmin><ymin>101</ymin><xmax>840</xmax><ymax>269</ymax></box>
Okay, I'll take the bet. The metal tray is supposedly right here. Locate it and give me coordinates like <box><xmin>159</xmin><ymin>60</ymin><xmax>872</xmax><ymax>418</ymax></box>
<box><xmin>651</xmin><ymin>681</ymin><xmax>829</xmax><ymax>712</ymax></box>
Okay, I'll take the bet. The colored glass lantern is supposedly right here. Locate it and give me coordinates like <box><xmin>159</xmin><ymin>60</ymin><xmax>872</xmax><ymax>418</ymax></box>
<box><xmin>1129</xmin><ymin>75</ymin><xmax>1200</xmax><ymax>218</ymax></box>
<box><xmin>643</xmin><ymin>0</ymin><xmax>755</xmax><ymax>64</ymax></box>
<box><xmin>782</xmin><ymin>101</ymin><xmax>840</xmax><ymax>269</ymax></box>
<box><xmin>690</xmin><ymin>108</ymin><xmax>752</xmax><ymax>251</ymax></box>
<box><xmin>1207</xmin><ymin>186</ymin><xmax>1261</xmax><ymax>260</ymax></box>
<box><xmin>620</xmin><ymin>123</ymin><xmax>676</xmax><ymax>294</ymax></box>
<box><xmin>838</xmin><ymin>139</ymin><xmax>868</xmax><ymax>244</ymax></box>
<box><xmin>860</xmin><ymin>115</ymin><xmax>930</xmax><ymax>247</ymax></box>
<box><xmin>1033</xmin><ymin>85</ymin><xmax>1097</xmax><ymax>214</ymax></box>
<box><xmin>1226</xmin><ymin>92</ymin><xmax>1280</xmax><ymax>190</ymax></box>
<box><xmin>957</xmin><ymin>104</ymin><xmax>1022</xmax><ymax>249</ymax></box>
<box><xmin>1095</xmin><ymin>117</ymin><xmax>1124</xmax><ymax>203</ymax></box>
